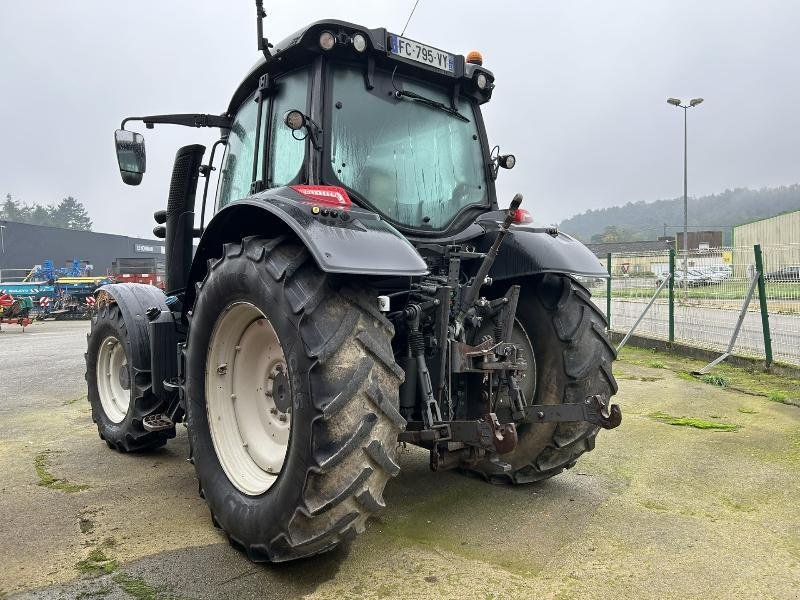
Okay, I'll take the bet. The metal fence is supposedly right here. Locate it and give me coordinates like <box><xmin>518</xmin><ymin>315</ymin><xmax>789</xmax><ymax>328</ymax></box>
<box><xmin>587</xmin><ymin>244</ymin><xmax>800</xmax><ymax>367</ymax></box>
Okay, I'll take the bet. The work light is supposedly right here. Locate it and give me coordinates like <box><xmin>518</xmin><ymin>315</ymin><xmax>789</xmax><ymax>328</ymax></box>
<box><xmin>319</xmin><ymin>31</ymin><xmax>336</xmax><ymax>51</ymax></box>
<box><xmin>352</xmin><ymin>33</ymin><xmax>367</xmax><ymax>52</ymax></box>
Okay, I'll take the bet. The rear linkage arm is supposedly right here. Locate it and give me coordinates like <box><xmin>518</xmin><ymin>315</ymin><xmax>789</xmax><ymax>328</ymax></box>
<box><xmin>525</xmin><ymin>395</ymin><xmax>622</xmax><ymax>430</ymax></box>
<box><xmin>398</xmin><ymin>194</ymin><xmax>621</xmax><ymax>466</ymax></box>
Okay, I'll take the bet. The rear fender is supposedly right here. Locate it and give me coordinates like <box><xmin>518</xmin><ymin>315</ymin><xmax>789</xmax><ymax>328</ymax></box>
<box><xmin>476</xmin><ymin>221</ymin><xmax>607</xmax><ymax>281</ymax></box>
<box><xmin>185</xmin><ymin>187</ymin><xmax>428</xmax><ymax>309</ymax></box>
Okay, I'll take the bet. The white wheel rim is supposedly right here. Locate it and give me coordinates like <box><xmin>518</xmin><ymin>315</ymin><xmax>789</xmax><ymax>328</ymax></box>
<box><xmin>96</xmin><ymin>336</ymin><xmax>130</xmax><ymax>423</ymax></box>
<box><xmin>206</xmin><ymin>302</ymin><xmax>292</xmax><ymax>496</ymax></box>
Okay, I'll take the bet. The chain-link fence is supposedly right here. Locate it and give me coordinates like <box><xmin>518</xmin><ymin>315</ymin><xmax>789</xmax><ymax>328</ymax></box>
<box><xmin>588</xmin><ymin>244</ymin><xmax>800</xmax><ymax>367</ymax></box>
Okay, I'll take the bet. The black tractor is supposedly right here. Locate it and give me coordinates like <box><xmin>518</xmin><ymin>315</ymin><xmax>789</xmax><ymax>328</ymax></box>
<box><xmin>86</xmin><ymin>6</ymin><xmax>620</xmax><ymax>563</ymax></box>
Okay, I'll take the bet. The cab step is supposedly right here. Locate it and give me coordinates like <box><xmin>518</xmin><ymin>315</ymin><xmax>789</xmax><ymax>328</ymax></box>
<box><xmin>143</xmin><ymin>413</ymin><xmax>175</xmax><ymax>432</ymax></box>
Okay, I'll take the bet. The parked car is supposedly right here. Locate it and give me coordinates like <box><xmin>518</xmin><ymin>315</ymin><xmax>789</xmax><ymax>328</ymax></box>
<box><xmin>695</xmin><ymin>267</ymin><xmax>728</xmax><ymax>283</ymax></box>
<box><xmin>656</xmin><ymin>270</ymin><xmax>709</xmax><ymax>287</ymax></box>
<box><xmin>688</xmin><ymin>269</ymin><xmax>713</xmax><ymax>285</ymax></box>
<box><xmin>765</xmin><ymin>265</ymin><xmax>800</xmax><ymax>282</ymax></box>
<box><xmin>700</xmin><ymin>265</ymin><xmax>732</xmax><ymax>281</ymax></box>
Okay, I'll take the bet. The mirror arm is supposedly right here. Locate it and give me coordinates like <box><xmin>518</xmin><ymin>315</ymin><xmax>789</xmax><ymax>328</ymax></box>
<box><xmin>199</xmin><ymin>139</ymin><xmax>227</xmax><ymax>234</ymax></box>
<box><xmin>120</xmin><ymin>114</ymin><xmax>233</xmax><ymax>131</ymax></box>
<box><xmin>298</xmin><ymin>115</ymin><xmax>322</xmax><ymax>152</ymax></box>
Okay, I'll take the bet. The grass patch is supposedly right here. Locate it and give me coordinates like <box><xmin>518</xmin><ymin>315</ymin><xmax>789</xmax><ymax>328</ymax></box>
<box><xmin>768</xmin><ymin>391</ymin><xmax>789</xmax><ymax>404</ymax></box>
<box><xmin>701</xmin><ymin>374</ymin><xmax>730</xmax><ymax>387</ymax></box>
<box><xmin>647</xmin><ymin>360</ymin><xmax>665</xmax><ymax>369</ymax></box>
<box><xmin>76</xmin><ymin>548</ymin><xmax>117</xmax><ymax>577</ymax></box>
<box><xmin>618</xmin><ymin>346</ymin><xmax>800</xmax><ymax>405</ymax></box>
<box><xmin>112</xmin><ymin>573</ymin><xmax>162</xmax><ymax>600</ymax></box>
<box><xmin>649</xmin><ymin>411</ymin><xmax>740</xmax><ymax>431</ymax></box>
<box><xmin>35</xmin><ymin>450</ymin><xmax>89</xmax><ymax>493</ymax></box>
<box><xmin>738</xmin><ymin>407</ymin><xmax>758</xmax><ymax>414</ymax></box>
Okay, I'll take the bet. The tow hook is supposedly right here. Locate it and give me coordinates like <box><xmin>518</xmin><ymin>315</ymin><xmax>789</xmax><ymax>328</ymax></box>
<box><xmin>479</xmin><ymin>413</ymin><xmax>518</xmax><ymax>454</ymax></box>
<box><xmin>592</xmin><ymin>395</ymin><xmax>622</xmax><ymax>430</ymax></box>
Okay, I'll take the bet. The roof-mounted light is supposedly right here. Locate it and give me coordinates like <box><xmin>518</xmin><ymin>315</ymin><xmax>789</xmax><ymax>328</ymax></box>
<box><xmin>319</xmin><ymin>31</ymin><xmax>336</xmax><ymax>51</ymax></box>
<box><xmin>352</xmin><ymin>33</ymin><xmax>367</xmax><ymax>53</ymax></box>
<box><xmin>475</xmin><ymin>72</ymin><xmax>488</xmax><ymax>90</ymax></box>
<box><xmin>466</xmin><ymin>50</ymin><xmax>483</xmax><ymax>66</ymax></box>
<box><xmin>291</xmin><ymin>185</ymin><xmax>352</xmax><ymax>208</ymax></box>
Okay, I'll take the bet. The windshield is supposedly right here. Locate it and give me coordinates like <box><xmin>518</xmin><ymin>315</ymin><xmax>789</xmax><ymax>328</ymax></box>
<box><xmin>329</xmin><ymin>64</ymin><xmax>488</xmax><ymax>230</ymax></box>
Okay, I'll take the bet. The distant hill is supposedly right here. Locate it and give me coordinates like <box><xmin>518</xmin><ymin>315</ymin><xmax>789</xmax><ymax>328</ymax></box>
<box><xmin>559</xmin><ymin>185</ymin><xmax>800</xmax><ymax>244</ymax></box>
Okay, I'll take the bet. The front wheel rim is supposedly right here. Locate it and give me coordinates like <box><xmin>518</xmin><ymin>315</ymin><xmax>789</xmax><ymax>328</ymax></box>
<box><xmin>96</xmin><ymin>336</ymin><xmax>130</xmax><ymax>423</ymax></box>
<box><xmin>206</xmin><ymin>302</ymin><xmax>292</xmax><ymax>496</ymax></box>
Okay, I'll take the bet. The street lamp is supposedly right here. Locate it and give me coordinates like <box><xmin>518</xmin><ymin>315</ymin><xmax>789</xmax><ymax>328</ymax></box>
<box><xmin>0</xmin><ymin>224</ymin><xmax>5</xmax><ymax>281</ymax></box>
<box><xmin>666</xmin><ymin>97</ymin><xmax>704</xmax><ymax>294</ymax></box>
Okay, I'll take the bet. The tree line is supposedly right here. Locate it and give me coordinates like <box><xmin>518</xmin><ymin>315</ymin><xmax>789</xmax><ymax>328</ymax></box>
<box><xmin>0</xmin><ymin>193</ymin><xmax>92</xmax><ymax>230</ymax></box>
<box><xmin>559</xmin><ymin>185</ymin><xmax>800</xmax><ymax>245</ymax></box>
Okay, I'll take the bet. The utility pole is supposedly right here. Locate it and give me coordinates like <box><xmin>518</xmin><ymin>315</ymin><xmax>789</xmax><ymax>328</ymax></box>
<box><xmin>0</xmin><ymin>224</ymin><xmax>5</xmax><ymax>281</ymax></box>
<box><xmin>667</xmin><ymin>97</ymin><xmax>704</xmax><ymax>296</ymax></box>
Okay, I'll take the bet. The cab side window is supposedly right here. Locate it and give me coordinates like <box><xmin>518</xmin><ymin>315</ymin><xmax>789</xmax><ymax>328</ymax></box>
<box><xmin>217</xmin><ymin>93</ymin><xmax>259</xmax><ymax>209</ymax></box>
<box><xmin>216</xmin><ymin>68</ymin><xmax>310</xmax><ymax>210</ymax></box>
<box><xmin>267</xmin><ymin>68</ymin><xmax>309</xmax><ymax>188</ymax></box>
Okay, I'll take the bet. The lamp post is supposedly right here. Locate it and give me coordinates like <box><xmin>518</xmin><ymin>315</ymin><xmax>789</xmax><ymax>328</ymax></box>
<box><xmin>0</xmin><ymin>224</ymin><xmax>5</xmax><ymax>281</ymax></box>
<box><xmin>667</xmin><ymin>97</ymin><xmax>703</xmax><ymax>295</ymax></box>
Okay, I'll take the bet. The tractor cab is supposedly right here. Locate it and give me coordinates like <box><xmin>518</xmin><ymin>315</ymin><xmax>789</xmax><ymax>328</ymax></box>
<box><xmin>217</xmin><ymin>20</ymin><xmax>506</xmax><ymax>235</ymax></box>
<box><xmin>115</xmin><ymin>19</ymin><xmax>516</xmax><ymax>239</ymax></box>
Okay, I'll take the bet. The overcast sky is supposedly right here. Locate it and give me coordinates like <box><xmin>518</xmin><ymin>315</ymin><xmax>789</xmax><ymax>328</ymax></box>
<box><xmin>1</xmin><ymin>1</ymin><xmax>798</xmax><ymax>238</ymax></box>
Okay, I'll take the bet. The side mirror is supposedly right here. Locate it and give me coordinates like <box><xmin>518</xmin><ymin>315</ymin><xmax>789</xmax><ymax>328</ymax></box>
<box><xmin>114</xmin><ymin>129</ymin><xmax>146</xmax><ymax>186</ymax></box>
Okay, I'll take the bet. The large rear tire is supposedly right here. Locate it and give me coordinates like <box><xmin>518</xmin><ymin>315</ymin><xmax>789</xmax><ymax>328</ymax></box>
<box><xmin>466</xmin><ymin>273</ymin><xmax>618</xmax><ymax>484</ymax></box>
<box><xmin>186</xmin><ymin>236</ymin><xmax>405</xmax><ymax>562</ymax></box>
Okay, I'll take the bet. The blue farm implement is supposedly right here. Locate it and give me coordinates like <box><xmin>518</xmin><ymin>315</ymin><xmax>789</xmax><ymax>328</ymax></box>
<box><xmin>1</xmin><ymin>274</ymin><xmax>113</xmax><ymax>321</ymax></box>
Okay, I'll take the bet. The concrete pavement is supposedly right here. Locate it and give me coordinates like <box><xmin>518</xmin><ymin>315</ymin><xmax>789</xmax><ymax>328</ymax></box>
<box><xmin>1</xmin><ymin>321</ymin><xmax>799</xmax><ymax>599</ymax></box>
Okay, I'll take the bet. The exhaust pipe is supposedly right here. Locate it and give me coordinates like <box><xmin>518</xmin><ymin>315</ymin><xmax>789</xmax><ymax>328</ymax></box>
<box><xmin>165</xmin><ymin>144</ymin><xmax>205</xmax><ymax>292</ymax></box>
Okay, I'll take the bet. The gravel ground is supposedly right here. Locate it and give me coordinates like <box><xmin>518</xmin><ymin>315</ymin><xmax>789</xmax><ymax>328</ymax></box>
<box><xmin>1</xmin><ymin>320</ymin><xmax>799</xmax><ymax>599</ymax></box>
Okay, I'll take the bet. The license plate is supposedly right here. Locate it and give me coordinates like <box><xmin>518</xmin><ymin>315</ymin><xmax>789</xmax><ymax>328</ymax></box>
<box><xmin>388</xmin><ymin>34</ymin><xmax>455</xmax><ymax>73</ymax></box>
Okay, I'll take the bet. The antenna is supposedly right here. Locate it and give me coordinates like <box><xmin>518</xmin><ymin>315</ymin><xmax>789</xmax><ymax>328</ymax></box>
<box><xmin>400</xmin><ymin>0</ymin><xmax>422</xmax><ymax>36</ymax></box>
<box><xmin>255</xmin><ymin>0</ymin><xmax>272</xmax><ymax>58</ymax></box>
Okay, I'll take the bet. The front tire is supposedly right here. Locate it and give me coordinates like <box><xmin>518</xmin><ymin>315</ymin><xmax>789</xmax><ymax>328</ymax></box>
<box><xmin>186</xmin><ymin>236</ymin><xmax>405</xmax><ymax>562</ymax></box>
<box><xmin>85</xmin><ymin>304</ymin><xmax>174</xmax><ymax>452</ymax></box>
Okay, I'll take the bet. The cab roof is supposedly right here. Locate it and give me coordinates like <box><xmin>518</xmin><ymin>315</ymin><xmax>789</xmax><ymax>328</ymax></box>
<box><xmin>227</xmin><ymin>19</ymin><xmax>495</xmax><ymax>115</ymax></box>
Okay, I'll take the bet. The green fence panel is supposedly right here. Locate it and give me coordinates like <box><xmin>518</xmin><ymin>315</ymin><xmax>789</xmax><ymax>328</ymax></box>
<box><xmin>753</xmin><ymin>244</ymin><xmax>773</xmax><ymax>368</ymax></box>
<box><xmin>606</xmin><ymin>252</ymin><xmax>612</xmax><ymax>330</ymax></box>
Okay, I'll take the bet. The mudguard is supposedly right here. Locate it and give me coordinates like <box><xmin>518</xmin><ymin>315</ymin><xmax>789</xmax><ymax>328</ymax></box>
<box><xmin>94</xmin><ymin>283</ymin><xmax>170</xmax><ymax>375</ymax></box>
<box><xmin>475</xmin><ymin>218</ymin><xmax>607</xmax><ymax>281</ymax></box>
<box><xmin>185</xmin><ymin>187</ymin><xmax>428</xmax><ymax>308</ymax></box>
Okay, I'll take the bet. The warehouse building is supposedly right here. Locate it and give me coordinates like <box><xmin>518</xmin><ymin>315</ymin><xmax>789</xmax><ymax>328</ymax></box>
<box><xmin>0</xmin><ymin>220</ymin><xmax>165</xmax><ymax>280</ymax></box>
<box><xmin>732</xmin><ymin>210</ymin><xmax>800</xmax><ymax>273</ymax></box>
<box><xmin>733</xmin><ymin>210</ymin><xmax>800</xmax><ymax>248</ymax></box>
